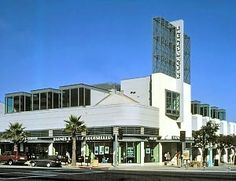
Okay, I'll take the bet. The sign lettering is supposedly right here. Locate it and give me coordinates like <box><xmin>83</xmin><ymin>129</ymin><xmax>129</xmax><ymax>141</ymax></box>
<box><xmin>176</xmin><ymin>26</ymin><xmax>181</xmax><ymax>79</ymax></box>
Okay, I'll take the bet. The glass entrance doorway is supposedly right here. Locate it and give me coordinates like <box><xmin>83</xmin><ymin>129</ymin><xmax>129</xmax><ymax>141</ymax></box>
<box><xmin>120</xmin><ymin>142</ymin><xmax>139</xmax><ymax>163</ymax></box>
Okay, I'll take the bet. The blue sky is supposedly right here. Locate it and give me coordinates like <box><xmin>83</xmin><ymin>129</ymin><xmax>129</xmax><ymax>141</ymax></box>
<box><xmin>0</xmin><ymin>0</ymin><xmax>235</xmax><ymax>120</ymax></box>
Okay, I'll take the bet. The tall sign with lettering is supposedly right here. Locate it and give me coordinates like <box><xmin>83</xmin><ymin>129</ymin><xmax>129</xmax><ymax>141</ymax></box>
<box><xmin>176</xmin><ymin>26</ymin><xmax>181</xmax><ymax>79</ymax></box>
<box><xmin>171</xmin><ymin>20</ymin><xmax>184</xmax><ymax>123</ymax></box>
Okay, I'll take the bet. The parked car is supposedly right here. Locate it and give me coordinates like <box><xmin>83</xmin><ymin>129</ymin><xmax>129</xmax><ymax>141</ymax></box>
<box><xmin>29</xmin><ymin>156</ymin><xmax>62</xmax><ymax>167</ymax></box>
<box><xmin>0</xmin><ymin>151</ymin><xmax>28</xmax><ymax>165</ymax></box>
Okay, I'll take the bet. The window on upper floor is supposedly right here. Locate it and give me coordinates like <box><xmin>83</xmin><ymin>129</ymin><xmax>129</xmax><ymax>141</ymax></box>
<box><xmin>71</xmin><ymin>88</ymin><xmax>78</xmax><ymax>107</ymax></box>
<box><xmin>85</xmin><ymin>88</ymin><xmax>91</xmax><ymax>106</ymax></box>
<box><xmin>48</xmin><ymin>92</ymin><xmax>52</xmax><ymax>109</ymax></box>
<box><xmin>40</xmin><ymin>92</ymin><xmax>47</xmax><ymax>110</ymax></box>
<box><xmin>6</xmin><ymin>97</ymin><xmax>14</xmax><ymax>113</ymax></box>
<box><xmin>33</xmin><ymin>94</ymin><xmax>39</xmax><ymax>110</ymax></box>
<box><xmin>165</xmin><ymin>90</ymin><xmax>180</xmax><ymax>120</ymax></box>
<box><xmin>62</xmin><ymin>89</ymin><xmax>69</xmax><ymax>107</ymax></box>
<box><xmin>79</xmin><ymin>88</ymin><xmax>84</xmax><ymax>106</ymax></box>
<box><xmin>14</xmin><ymin>96</ymin><xmax>20</xmax><ymax>112</ymax></box>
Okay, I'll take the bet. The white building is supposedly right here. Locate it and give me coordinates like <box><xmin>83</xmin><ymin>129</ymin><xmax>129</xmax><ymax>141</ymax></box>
<box><xmin>0</xmin><ymin>84</ymin><xmax>160</xmax><ymax>165</ymax></box>
<box><xmin>191</xmin><ymin>100</ymin><xmax>236</xmax><ymax>165</ymax></box>
<box><xmin>122</xmin><ymin>17</ymin><xmax>192</xmax><ymax>163</ymax></box>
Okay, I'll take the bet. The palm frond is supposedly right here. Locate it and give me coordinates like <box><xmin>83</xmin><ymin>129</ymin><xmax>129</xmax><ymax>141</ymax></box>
<box><xmin>64</xmin><ymin>115</ymin><xmax>87</xmax><ymax>136</ymax></box>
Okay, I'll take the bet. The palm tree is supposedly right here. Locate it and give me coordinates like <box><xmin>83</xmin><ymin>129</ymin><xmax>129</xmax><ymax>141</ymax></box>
<box><xmin>64</xmin><ymin>115</ymin><xmax>86</xmax><ymax>167</ymax></box>
<box><xmin>1</xmin><ymin>122</ymin><xmax>28</xmax><ymax>156</ymax></box>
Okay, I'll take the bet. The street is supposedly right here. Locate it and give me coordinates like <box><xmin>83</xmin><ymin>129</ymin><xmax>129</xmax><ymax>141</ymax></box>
<box><xmin>0</xmin><ymin>165</ymin><xmax>236</xmax><ymax>181</ymax></box>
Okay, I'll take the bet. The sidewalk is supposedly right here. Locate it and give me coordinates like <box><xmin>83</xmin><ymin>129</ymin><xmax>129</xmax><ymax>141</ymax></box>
<box><xmin>63</xmin><ymin>162</ymin><xmax>236</xmax><ymax>172</ymax></box>
<box><xmin>109</xmin><ymin>163</ymin><xmax>236</xmax><ymax>172</ymax></box>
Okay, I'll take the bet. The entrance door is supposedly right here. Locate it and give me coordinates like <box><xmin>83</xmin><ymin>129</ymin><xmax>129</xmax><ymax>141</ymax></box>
<box><xmin>120</xmin><ymin>142</ymin><xmax>138</xmax><ymax>163</ymax></box>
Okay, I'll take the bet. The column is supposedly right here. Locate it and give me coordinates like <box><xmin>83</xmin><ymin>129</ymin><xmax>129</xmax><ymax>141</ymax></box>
<box><xmin>113</xmin><ymin>127</ymin><xmax>119</xmax><ymax>167</ymax></box>
<box><xmin>140</xmin><ymin>142</ymin><xmax>144</xmax><ymax>165</ymax></box>
<box><xmin>136</xmin><ymin>143</ymin><xmax>141</xmax><ymax>164</ymax></box>
<box><xmin>81</xmin><ymin>132</ymin><xmax>86</xmax><ymax>162</ymax></box>
<box><xmin>159</xmin><ymin>143</ymin><xmax>163</xmax><ymax>164</ymax></box>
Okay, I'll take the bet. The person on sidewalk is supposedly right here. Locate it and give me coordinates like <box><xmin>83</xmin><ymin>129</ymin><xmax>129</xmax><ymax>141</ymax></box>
<box><xmin>66</xmin><ymin>151</ymin><xmax>71</xmax><ymax>164</ymax></box>
<box><xmin>164</xmin><ymin>152</ymin><xmax>171</xmax><ymax>165</ymax></box>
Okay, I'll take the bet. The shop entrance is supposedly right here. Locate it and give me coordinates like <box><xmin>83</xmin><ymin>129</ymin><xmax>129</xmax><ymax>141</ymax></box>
<box><xmin>144</xmin><ymin>142</ymin><xmax>159</xmax><ymax>162</ymax></box>
<box><xmin>120</xmin><ymin>142</ymin><xmax>139</xmax><ymax>163</ymax></box>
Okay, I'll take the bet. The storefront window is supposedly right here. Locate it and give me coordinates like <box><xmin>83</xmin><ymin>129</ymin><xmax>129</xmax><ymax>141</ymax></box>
<box><xmin>120</xmin><ymin>142</ymin><xmax>139</xmax><ymax>163</ymax></box>
<box><xmin>87</xmin><ymin>142</ymin><xmax>113</xmax><ymax>163</ymax></box>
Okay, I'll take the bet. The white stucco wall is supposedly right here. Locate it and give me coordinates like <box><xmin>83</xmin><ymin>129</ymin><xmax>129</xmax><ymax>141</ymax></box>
<box><xmin>192</xmin><ymin>114</ymin><xmax>203</xmax><ymax>131</ymax></box>
<box><xmin>220</xmin><ymin>120</ymin><xmax>228</xmax><ymax>135</ymax></box>
<box><xmin>212</xmin><ymin>118</ymin><xmax>221</xmax><ymax>135</ymax></box>
<box><xmin>0</xmin><ymin>104</ymin><xmax>159</xmax><ymax>132</ymax></box>
<box><xmin>121</xmin><ymin>76</ymin><xmax>150</xmax><ymax>106</ymax></box>
<box><xmin>151</xmin><ymin>73</ymin><xmax>192</xmax><ymax>138</ymax></box>
<box><xmin>228</xmin><ymin>122</ymin><xmax>235</xmax><ymax>135</ymax></box>
<box><xmin>90</xmin><ymin>89</ymin><xmax>109</xmax><ymax>106</ymax></box>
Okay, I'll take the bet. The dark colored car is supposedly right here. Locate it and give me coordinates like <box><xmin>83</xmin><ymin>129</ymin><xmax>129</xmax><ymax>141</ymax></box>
<box><xmin>30</xmin><ymin>156</ymin><xmax>62</xmax><ymax>167</ymax></box>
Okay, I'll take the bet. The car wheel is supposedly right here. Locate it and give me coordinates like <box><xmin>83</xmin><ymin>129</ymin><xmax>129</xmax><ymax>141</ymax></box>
<box><xmin>31</xmin><ymin>162</ymin><xmax>36</xmax><ymax>167</ymax></box>
<box><xmin>46</xmin><ymin>163</ymin><xmax>51</xmax><ymax>168</ymax></box>
<box><xmin>8</xmin><ymin>160</ymin><xmax>13</xmax><ymax>165</ymax></box>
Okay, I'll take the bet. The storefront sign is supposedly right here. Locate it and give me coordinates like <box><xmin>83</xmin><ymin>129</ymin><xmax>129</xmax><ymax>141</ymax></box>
<box><xmin>172</xmin><ymin>136</ymin><xmax>194</xmax><ymax>141</ymax></box>
<box><xmin>148</xmin><ymin>137</ymin><xmax>160</xmax><ymax>141</ymax></box>
<box><xmin>172</xmin><ymin>136</ymin><xmax>180</xmax><ymax>140</ymax></box>
<box><xmin>53</xmin><ymin>136</ymin><xmax>71</xmax><ymax>142</ymax></box>
<box><xmin>86</xmin><ymin>135</ymin><xmax>113</xmax><ymax>141</ymax></box>
<box><xmin>27</xmin><ymin>137</ymin><xmax>38</xmax><ymax>141</ymax></box>
<box><xmin>176</xmin><ymin>26</ymin><xmax>181</xmax><ymax>79</ymax></box>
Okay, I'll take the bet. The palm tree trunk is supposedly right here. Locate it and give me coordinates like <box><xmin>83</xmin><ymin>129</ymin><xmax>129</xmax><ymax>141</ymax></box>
<box><xmin>72</xmin><ymin>136</ymin><xmax>77</xmax><ymax>167</ymax></box>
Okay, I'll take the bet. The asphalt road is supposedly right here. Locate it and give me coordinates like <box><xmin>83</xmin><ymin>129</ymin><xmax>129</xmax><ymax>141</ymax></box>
<box><xmin>0</xmin><ymin>166</ymin><xmax>236</xmax><ymax>181</ymax></box>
